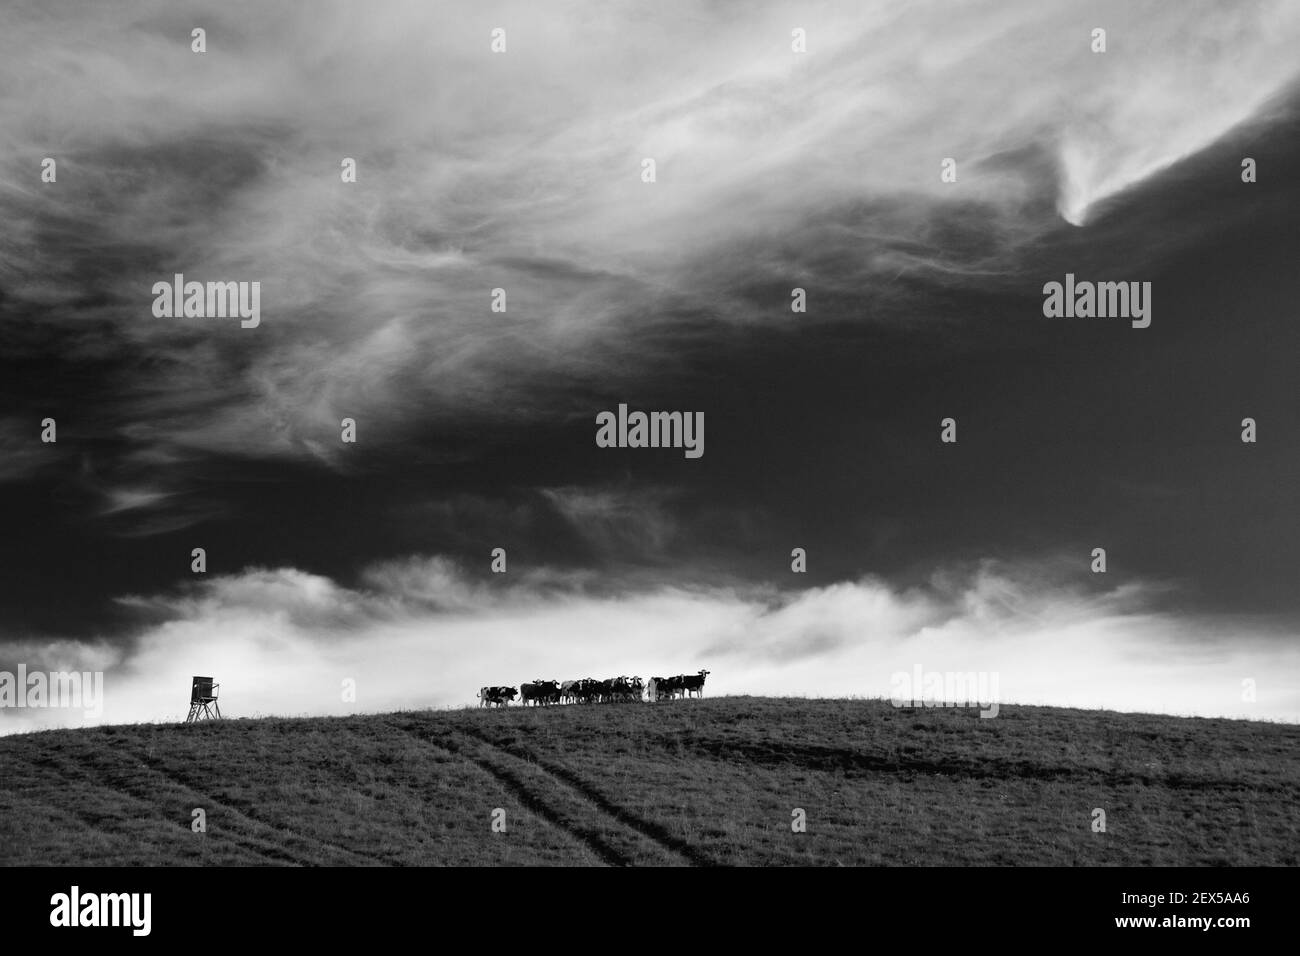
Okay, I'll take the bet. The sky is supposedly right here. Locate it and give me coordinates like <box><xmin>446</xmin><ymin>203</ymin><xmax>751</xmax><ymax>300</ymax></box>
<box><xmin>1</xmin><ymin>0</ymin><xmax>1299</xmax><ymax>732</ymax></box>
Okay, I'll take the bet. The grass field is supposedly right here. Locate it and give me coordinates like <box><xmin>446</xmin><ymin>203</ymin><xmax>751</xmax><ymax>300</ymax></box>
<box><xmin>1</xmin><ymin>696</ymin><xmax>1296</xmax><ymax>866</ymax></box>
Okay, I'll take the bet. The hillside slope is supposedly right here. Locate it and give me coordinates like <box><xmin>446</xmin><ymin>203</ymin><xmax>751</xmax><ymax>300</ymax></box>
<box><xmin>1</xmin><ymin>697</ymin><xmax>1296</xmax><ymax>866</ymax></box>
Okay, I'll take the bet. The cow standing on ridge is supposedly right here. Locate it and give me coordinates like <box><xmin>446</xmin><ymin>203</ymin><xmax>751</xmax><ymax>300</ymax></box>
<box><xmin>679</xmin><ymin>670</ymin><xmax>711</xmax><ymax>698</ymax></box>
<box><xmin>478</xmin><ymin>686</ymin><xmax>517</xmax><ymax>708</ymax></box>
<box><xmin>648</xmin><ymin>676</ymin><xmax>684</xmax><ymax>700</ymax></box>
<box><xmin>520</xmin><ymin>680</ymin><xmax>561</xmax><ymax>706</ymax></box>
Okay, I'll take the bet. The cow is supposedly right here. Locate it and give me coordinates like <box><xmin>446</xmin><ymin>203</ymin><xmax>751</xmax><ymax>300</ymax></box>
<box><xmin>520</xmin><ymin>680</ymin><xmax>560</xmax><ymax>706</ymax></box>
<box><xmin>679</xmin><ymin>669</ymin><xmax>711</xmax><ymax>698</ymax></box>
<box><xmin>603</xmin><ymin>676</ymin><xmax>643</xmax><ymax>702</ymax></box>
<box><xmin>560</xmin><ymin>680</ymin><xmax>578</xmax><ymax>704</ymax></box>
<box><xmin>648</xmin><ymin>676</ymin><xmax>681</xmax><ymax>700</ymax></box>
<box><xmin>478</xmin><ymin>686</ymin><xmax>517</xmax><ymax>708</ymax></box>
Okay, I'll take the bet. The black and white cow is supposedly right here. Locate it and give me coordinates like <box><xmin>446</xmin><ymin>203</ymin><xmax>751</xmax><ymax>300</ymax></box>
<box><xmin>520</xmin><ymin>680</ymin><xmax>561</xmax><ymax>706</ymax></box>
<box><xmin>679</xmin><ymin>670</ymin><xmax>711</xmax><ymax>698</ymax></box>
<box><xmin>478</xmin><ymin>686</ymin><xmax>517</xmax><ymax>708</ymax></box>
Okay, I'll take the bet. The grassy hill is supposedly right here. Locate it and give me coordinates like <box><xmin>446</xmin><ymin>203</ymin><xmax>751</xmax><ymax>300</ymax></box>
<box><xmin>1</xmin><ymin>696</ymin><xmax>1296</xmax><ymax>866</ymax></box>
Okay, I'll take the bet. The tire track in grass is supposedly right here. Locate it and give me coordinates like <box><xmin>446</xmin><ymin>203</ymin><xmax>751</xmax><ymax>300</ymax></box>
<box><xmin>453</xmin><ymin>723</ymin><xmax>713</xmax><ymax>866</ymax></box>
<box><xmin>393</xmin><ymin>720</ymin><xmax>650</xmax><ymax>866</ymax></box>
<box><xmin>35</xmin><ymin>751</ymin><xmax>316</xmax><ymax>866</ymax></box>
<box><xmin>47</xmin><ymin>741</ymin><xmax>392</xmax><ymax>866</ymax></box>
<box><xmin>140</xmin><ymin>759</ymin><xmax>392</xmax><ymax>866</ymax></box>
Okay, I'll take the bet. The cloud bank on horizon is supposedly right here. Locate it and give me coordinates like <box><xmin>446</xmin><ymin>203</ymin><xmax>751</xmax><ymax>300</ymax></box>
<box><xmin>4</xmin><ymin>555</ymin><xmax>1297</xmax><ymax>734</ymax></box>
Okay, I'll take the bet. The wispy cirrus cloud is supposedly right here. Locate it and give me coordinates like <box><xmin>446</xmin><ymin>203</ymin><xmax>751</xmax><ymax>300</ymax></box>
<box><xmin>2</xmin><ymin>0</ymin><xmax>1297</xmax><ymax>493</ymax></box>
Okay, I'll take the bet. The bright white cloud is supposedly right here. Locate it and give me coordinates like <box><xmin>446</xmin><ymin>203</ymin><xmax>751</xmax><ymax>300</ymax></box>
<box><xmin>3</xmin><ymin>556</ymin><xmax>1296</xmax><ymax>734</ymax></box>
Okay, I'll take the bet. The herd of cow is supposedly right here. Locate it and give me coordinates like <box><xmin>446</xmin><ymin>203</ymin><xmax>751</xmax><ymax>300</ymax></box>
<box><xmin>477</xmin><ymin>670</ymin><xmax>711</xmax><ymax>707</ymax></box>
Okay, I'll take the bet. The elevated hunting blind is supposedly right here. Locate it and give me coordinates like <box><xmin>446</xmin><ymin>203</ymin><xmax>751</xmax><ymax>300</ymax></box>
<box><xmin>185</xmin><ymin>675</ymin><xmax>222</xmax><ymax>723</ymax></box>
